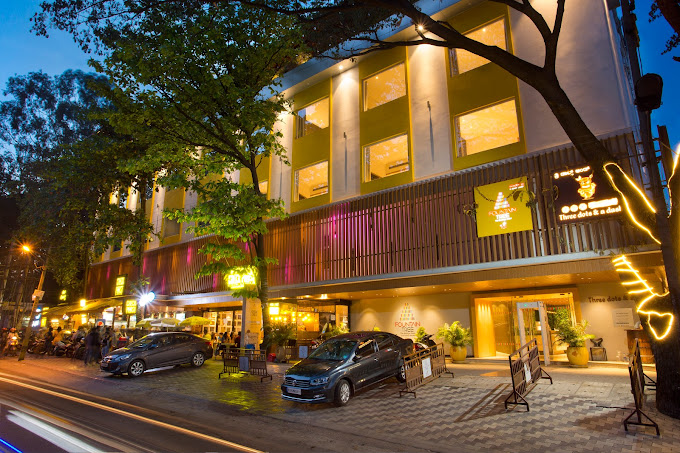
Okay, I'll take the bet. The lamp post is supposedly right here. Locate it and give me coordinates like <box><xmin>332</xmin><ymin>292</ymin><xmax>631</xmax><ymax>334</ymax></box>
<box><xmin>18</xmin><ymin>246</ymin><xmax>47</xmax><ymax>361</ymax></box>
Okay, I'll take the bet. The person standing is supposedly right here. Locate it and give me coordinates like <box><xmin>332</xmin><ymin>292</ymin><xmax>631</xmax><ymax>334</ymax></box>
<box><xmin>101</xmin><ymin>327</ymin><xmax>113</xmax><ymax>358</ymax></box>
<box><xmin>84</xmin><ymin>327</ymin><xmax>99</xmax><ymax>365</ymax></box>
<box><xmin>52</xmin><ymin>327</ymin><xmax>64</xmax><ymax>354</ymax></box>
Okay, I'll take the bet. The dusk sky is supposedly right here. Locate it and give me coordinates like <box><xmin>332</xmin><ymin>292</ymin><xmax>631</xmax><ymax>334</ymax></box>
<box><xmin>1</xmin><ymin>0</ymin><xmax>678</xmax><ymax>150</ymax></box>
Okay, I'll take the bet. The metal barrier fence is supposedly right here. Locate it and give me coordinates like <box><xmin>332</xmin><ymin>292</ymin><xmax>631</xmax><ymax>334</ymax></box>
<box><xmin>633</xmin><ymin>337</ymin><xmax>656</xmax><ymax>391</ymax></box>
<box><xmin>218</xmin><ymin>348</ymin><xmax>271</xmax><ymax>381</ymax></box>
<box><xmin>400</xmin><ymin>343</ymin><xmax>453</xmax><ymax>398</ymax></box>
<box><xmin>504</xmin><ymin>339</ymin><xmax>552</xmax><ymax>411</ymax></box>
<box><xmin>623</xmin><ymin>339</ymin><xmax>659</xmax><ymax>435</ymax></box>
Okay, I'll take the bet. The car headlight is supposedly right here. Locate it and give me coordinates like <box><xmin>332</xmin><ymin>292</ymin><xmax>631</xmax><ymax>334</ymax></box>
<box><xmin>116</xmin><ymin>353</ymin><xmax>132</xmax><ymax>361</ymax></box>
<box><xmin>311</xmin><ymin>377</ymin><xmax>329</xmax><ymax>386</ymax></box>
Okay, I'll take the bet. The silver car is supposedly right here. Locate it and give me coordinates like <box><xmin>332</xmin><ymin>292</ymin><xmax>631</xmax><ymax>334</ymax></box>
<box><xmin>101</xmin><ymin>332</ymin><xmax>213</xmax><ymax>377</ymax></box>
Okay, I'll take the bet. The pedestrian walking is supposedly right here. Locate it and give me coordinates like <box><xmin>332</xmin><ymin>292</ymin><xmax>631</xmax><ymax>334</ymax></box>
<box><xmin>84</xmin><ymin>327</ymin><xmax>100</xmax><ymax>365</ymax></box>
<box><xmin>101</xmin><ymin>327</ymin><xmax>113</xmax><ymax>358</ymax></box>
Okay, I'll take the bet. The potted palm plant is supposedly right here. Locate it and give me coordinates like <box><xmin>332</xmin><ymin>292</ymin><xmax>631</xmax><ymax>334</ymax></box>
<box><xmin>553</xmin><ymin>308</ymin><xmax>594</xmax><ymax>367</ymax></box>
<box><xmin>436</xmin><ymin>322</ymin><xmax>473</xmax><ymax>363</ymax></box>
<box><xmin>269</xmin><ymin>322</ymin><xmax>296</xmax><ymax>362</ymax></box>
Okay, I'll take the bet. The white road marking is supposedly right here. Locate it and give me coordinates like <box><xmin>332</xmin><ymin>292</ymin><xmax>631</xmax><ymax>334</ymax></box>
<box><xmin>0</xmin><ymin>376</ymin><xmax>265</xmax><ymax>453</ymax></box>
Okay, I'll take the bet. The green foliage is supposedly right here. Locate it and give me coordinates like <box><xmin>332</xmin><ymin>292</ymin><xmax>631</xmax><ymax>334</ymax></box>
<box><xmin>0</xmin><ymin>70</ymin><xmax>154</xmax><ymax>293</ymax></box>
<box><xmin>326</xmin><ymin>324</ymin><xmax>349</xmax><ymax>339</ymax></box>
<box><xmin>415</xmin><ymin>326</ymin><xmax>428</xmax><ymax>343</ymax></box>
<box><xmin>89</xmin><ymin>2</ymin><xmax>305</xmax><ymax>304</ymax></box>
<box><xmin>552</xmin><ymin>308</ymin><xmax>594</xmax><ymax>348</ymax></box>
<box><xmin>436</xmin><ymin>322</ymin><xmax>473</xmax><ymax>347</ymax></box>
<box><xmin>268</xmin><ymin>322</ymin><xmax>296</xmax><ymax>347</ymax></box>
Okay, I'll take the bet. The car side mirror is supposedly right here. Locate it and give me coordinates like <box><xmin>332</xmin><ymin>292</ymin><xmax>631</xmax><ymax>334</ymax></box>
<box><xmin>352</xmin><ymin>354</ymin><xmax>362</xmax><ymax>362</ymax></box>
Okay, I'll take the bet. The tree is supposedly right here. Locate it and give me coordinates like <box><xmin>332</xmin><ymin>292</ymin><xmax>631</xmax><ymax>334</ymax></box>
<box><xmin>86</xmin><ymin>3</ymin><xmax>304</xmax><ymax>318</ymax></box>
<box><xmin>33</xmin><ymin>0</ymin><xmax>680</xmax><ymax>417</ymax></box>
<box><xmin>0</xmin><ymin>70</ymin><xmax>154</xmax><ymax>296</ymax></box>
<box><xmin>651</xmin><ymin>0</ymin><xmax>680</xmax><ymax>62</ymax></box>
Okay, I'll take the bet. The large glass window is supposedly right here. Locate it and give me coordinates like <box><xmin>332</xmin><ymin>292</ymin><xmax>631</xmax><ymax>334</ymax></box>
<box><xmin>363</xmin><ymin>63</ymin><xmax>406</xmax><ymax>111</ymax></box>
<box><xmin>163</xmin><ymin>218</ymin><xmax>181</xmax><ymax>238</ymax></box>
<box><xmin>258</xmin><ymin>180</ymin><xmax>268</xmax><ymax>196</ymax></box>
<box><xmin>454</xmin><ymin>99</ymin><xmax>520</xmax><ymax>157</ymax></box>
<box><xmin>363</xmin><ymin>134</ymin><xmax>409</xmax><ymax>182</ymax></box>
<box><xmin>294</xmin><ymin>161</ymin><xmax>329</xmax><ymax>201</ymax></box>
<box><xmin>450</xmin><ymin>18</ymin><xmax>507</xmax><ymax>75</ymax></box>
<box><xmin>295</xmin><ymin>98</ymin><xmax>329</xmax><ymax>139</ymax></box>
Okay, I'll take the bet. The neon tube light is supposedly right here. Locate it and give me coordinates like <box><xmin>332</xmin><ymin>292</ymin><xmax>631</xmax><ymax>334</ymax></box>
<box><xmin>612</xmin><ymin>255</ymin><xmax>674</xmax><ymax>340</ymax></box>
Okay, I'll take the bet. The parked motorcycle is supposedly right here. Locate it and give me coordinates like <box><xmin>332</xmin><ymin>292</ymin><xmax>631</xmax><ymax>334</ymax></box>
<box><xmin>414</xmin><ymin>334</ymin><xmax>436</xmax><ymax>352</ymax></box>
<box><xmin>5</xmin><ymin>333</ymin><xmax>20</xmax><ymax>356</ymax></box>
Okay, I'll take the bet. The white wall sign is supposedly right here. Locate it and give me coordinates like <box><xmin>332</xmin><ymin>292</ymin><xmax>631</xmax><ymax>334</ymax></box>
<box><xmin>612</xmin><ymin>308</ymin><xmax>635</xmax><ymax>328</ymax></box>
<box><xmin>422</xmin><ymin>357</ymin><xmax>432</xmax><ymax>379</ymax></box>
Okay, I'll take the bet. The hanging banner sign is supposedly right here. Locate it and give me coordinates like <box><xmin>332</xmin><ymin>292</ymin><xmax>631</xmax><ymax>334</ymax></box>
<box><xmin>114</xmin><ymin>275</ymin><xmax>127</xmax><ymax>296</ymax></box>
<box><xmin>552</xmin><ymin>165</ymin><xmax>621</xmax><ymax>223</ymax></box>
<box><xmin>124</xmin><ymin>299</ymin><xmax>138</xmax><ymax>315</ymax></box>
<box><xmin>474</xmin><ymin>177</ymin><xmax>533</xmax><ymax>238</ymax></box>
<box><xmin>226</xmin><ymin>267</ymin><xmax>258</xmax><ymax>290</ymax></box>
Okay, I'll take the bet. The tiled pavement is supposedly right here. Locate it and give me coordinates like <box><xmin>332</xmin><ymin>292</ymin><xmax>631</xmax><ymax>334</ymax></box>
<box><xmin>6</xmin><ymin>355</ymin><xmax>680</xmax><ymax>452</ymax></box>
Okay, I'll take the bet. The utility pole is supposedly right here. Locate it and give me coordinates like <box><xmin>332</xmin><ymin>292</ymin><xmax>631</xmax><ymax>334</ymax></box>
<box><xmin>18</xmin><ymin>255</ymin><xmax>47</xmax><ymax>361</ymax></box>
<box><xmin>0</xmin><ymin>238</ymin><xmax>16</xmax><ymax>329</ymax></box>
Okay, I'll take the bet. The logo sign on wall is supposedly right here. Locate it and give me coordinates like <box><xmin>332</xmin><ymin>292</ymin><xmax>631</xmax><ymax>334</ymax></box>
<box><xmin>394</xmin><ymin>302</ymin><xmax>420</xmax><ymax>338</ymax></box>
<box><xmin>474</xmin><ymin>177</ymin><xmax>533</xmax><ymax>238</ymax></box>
<box><xmin>552</xmin><ymin>165</ymin><xmax>621</xmax><ymax>223</ymax></box>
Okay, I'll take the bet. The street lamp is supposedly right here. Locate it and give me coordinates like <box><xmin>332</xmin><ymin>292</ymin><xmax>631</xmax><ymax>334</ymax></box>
<box><xmin>18</xmin><ymin>245</ymin><xmax>47</xmax><ymax>361</ymax></box>
<box><xmin>139</xmin><ymin>291</ymin><xmax>155</xmax><ymax>319</ymax></box>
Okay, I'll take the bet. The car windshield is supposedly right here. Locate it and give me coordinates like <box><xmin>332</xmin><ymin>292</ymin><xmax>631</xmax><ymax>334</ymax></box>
<box><xmin>128</xmin><ymin>336</ymin><xmax>156</xmax><ymax>348</ymax></box>
<box><xmin>308</xmin><ymin>339</ymin><xmax>357</xmax><ymax>361</ymax></box>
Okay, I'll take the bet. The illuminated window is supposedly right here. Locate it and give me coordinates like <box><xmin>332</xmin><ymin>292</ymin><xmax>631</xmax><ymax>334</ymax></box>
<box><xmin>450</xmin><ymin>18</ymin><xmax>507</xmax><ymax>75</ymax></box>
<box><xmin>295</xmin><ymin>98</ymin><xmax>329</xmax><ymax>138</ymax></box>
<box><xmin>294</xmin><ymin>161</ymin><xmax>329</xmax><ymax>201</ymax></box>
<box><xmin>363</xmin><ymin>134</ymin><xmax>410</xmax><ymax>182</ymax></box>
<box><xmin>163</xmin><ymin>218</ymin><xmax>181</xmax><ymax>237</ymax></box>
<box><xmin>258</xmin><ymin>180</ymin><xmax>268</xmax><ymax>196</ymax></box>
<box><xmin>363</xmin><ymin>63</ymin><xmax>406</xmax><ymax>111</ymax></box>
<box><xmin>454</xmin><ymin>99</ymin><xmax>520</xmax><ymax>157</ymax></box>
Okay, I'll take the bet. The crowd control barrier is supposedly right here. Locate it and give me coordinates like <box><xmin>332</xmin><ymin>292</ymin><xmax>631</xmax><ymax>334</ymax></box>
<box><xmin>623</xmin><ymin>339</ymin><xmax>659</xmax><ymax>435</ymax></box>
<box><xmin>400</xmin><ymin>343</ymin><xmax>453</xmax><ymax>397</ymax></box>
<box><xmin>504</xmin><ymin>339</ymin><xmax>552</xmax><ymax>411</ymax></box>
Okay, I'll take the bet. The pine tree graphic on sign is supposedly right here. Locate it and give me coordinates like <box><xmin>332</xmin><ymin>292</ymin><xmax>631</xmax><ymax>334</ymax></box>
<box><xmin>400</xmin><ymin>303</ymin><xmax>415</xmax><ymax>321</ymax></box>
<box><xmin>494</xmin><ymin>192</ymin><xmax>510</xmax><ymax>210</ymax></box>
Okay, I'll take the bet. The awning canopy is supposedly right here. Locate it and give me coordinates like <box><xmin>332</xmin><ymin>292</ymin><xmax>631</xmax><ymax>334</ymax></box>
<box><xmin>43</xmin><ymin>298</ymin><xmax>124</xmax><ymax>317</ymax></box>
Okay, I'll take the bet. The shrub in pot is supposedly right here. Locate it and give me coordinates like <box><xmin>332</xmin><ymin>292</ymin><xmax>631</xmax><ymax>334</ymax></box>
<box><xmin>269</xmin><ymin>322</ymin><xmax>296</xmax><ymax>362</ymax></box>
<box><xmin>436</xmin><ymin>322</ymin><xmax>473</xmax><ymax>363</ymax></box>
<box><xmin>553</xmin><ymin>308</ymin><xmax>594</xmax><ymax>367</ymax></box>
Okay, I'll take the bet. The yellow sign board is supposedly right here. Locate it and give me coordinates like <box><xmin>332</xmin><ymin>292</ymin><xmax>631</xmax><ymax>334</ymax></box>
<box><xmin>59</xmin><ymin>289</ymin><xmax>67</xmax><ymax>301</ymax></box>
<box><xmin>124</xmin><ymin>299</ymin><xmax>137</xmax><ymax>315</ymax></box>
<box><xmin>226</xmin><ymin>267</ymin><xmax>258</xmax><ymax>290</ymax></box>
<box><xmin>114</xmin><ymin>275</ymin><xmax>126</xmax><ymax>296</ymax></box>
<box><xmin>474</xmin><ymin>177</ymin><xmax>533</xmax><ymax>238</ymax></box>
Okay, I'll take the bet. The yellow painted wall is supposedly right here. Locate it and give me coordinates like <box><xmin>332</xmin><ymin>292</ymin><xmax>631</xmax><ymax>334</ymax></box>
<box><xmin>291</xmin><ymin>79</ymin><xmax>332</xmax><ymax>212</ymax></box>
<box><xmin>161</xmin><ymin>188</ymin><xmax>185</xmax><ymax>245</ymax></box>
<box><xmin>359</xmin><ymin>47</ymin><xmax>413</xmax><ymax>194</ymax></box>
<box><xmin>446</xmin><ymin>2</ymin><xmax>526</xmax><ymax>170</ymax></box>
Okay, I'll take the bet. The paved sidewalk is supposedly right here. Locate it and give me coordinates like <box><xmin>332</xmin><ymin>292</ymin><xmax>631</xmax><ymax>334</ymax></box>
<box><xmin>4</xmin><ymin>355</ymin><xmax>679</xmax><ymax>452</ymax></box>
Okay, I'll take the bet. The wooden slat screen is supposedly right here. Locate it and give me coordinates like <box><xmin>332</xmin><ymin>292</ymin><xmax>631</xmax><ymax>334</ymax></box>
<box><xmin>87</xmin><ymin>133</ymin><xmax>654</xmax><ymax>297</ymax></box>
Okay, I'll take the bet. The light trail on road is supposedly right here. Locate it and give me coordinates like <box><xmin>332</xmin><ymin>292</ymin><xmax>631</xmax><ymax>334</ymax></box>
<box><xmin>0</xmin><ymin>374</ymin><xmax>265</xmax><ymax>453</ymax></box>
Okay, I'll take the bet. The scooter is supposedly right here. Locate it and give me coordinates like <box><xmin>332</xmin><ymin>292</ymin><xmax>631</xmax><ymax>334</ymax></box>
<box><xmin>414</xmin><ymin>334</ymin><xmax>436</xmax><ymax>351</ymax></box>
<box><xmin>5</xmin><ymin>334</ymin><xmax>19</xmax><ymax>356</ymax></box>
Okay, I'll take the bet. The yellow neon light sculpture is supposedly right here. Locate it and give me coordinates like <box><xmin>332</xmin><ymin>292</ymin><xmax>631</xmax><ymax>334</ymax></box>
<box><xmin>612</xmin><ymin>255</ymin><xmax>674</xmax><ymax>340</ymax></box>
<box><xmin>603</xmin><ymin>163</ymin><xmax>660</xmax><ymax>244</ymax></box>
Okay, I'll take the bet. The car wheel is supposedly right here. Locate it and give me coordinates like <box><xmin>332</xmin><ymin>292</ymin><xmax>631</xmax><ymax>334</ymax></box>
<box><xmin>333</xmin><ymin>379</ymin><xmax>351</xmax><ymax>407</ymax></box>
<box><xmin>191</xmin><ymin>352</ymin><xmax>206</xmax><ymax>367</ymax></box>
<box><xmin>128</xmin><ymin>359</ymin><xmax>145</xmax><ymax>378</ymax></box>
<box><xmin>396</xmin><ymin>360</ymin><xmax>407</xmax><ymax>383</ymax></box>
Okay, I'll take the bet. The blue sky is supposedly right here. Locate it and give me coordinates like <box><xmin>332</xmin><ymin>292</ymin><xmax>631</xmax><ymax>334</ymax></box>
<box><xmin>1</xmin><ymin>0</ymin><xmax>678</xmax><ymax>149</ymax></box>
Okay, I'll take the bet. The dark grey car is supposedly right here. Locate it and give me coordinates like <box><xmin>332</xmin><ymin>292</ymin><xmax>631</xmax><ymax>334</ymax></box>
<box><xmin>281</xmin><ymin>331</ymin><xmax>414</xmax><ymax>406</ymax></box>
<box><xmin>101</xmin><ymin>332</ymin><xmax>213</xmax><ymax>377</ymax></box>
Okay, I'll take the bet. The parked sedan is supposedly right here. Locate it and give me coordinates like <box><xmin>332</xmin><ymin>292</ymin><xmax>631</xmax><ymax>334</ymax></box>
<box><xmin>281</xmin><ymin>331</ymin><xmax>414</xmax><ymax>406</ymax></box>
<box><xmin>101</xmin><ymin>332</ymin><xmax>213</xmax><ymax>377</ymax></box>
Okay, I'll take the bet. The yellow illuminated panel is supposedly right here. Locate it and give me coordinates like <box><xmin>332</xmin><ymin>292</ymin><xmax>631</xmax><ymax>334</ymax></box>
<box><xmin>59</xmin><ymin>289</ymin><xmax>67</xmax><ymax>301</ymax></box>
<box><xmin>364</xmin><ymin>134</ymin><xmax>409</xmax><ymax>182</ymax></box>
<box><xmin>125</xmin><ymin>299</ymin><xmax>137</xmax><ymax>315</ymax></box>
<box><xmin>363</xmin><ymin>63</ymin><xmax>406</xmax><ymax>111</ymax></box>
<box><xmin>612</xmin><ymin>255</ymin><xmax>674</xmax><ymax>340</ymax></box>
<box><xmin>226</xmin><ymin>267</ymin><xmax>259</xmax><ymax>290</ymax></box>
<box><xmin>455</xmin><ymin>99</ymin><xmax>519</xmax><ymax>157</ymax></box>
<box><xmin>258</xmin><ymin>180</ymin><xmax>268</xmax><ymax>196</ymax></box>
<box><xmin>269</xmin><ymin>303</ymin><xmax>280</xmax><ymax>315</ymax></box>
<box><xmin>295</xmin><ymin>98</ymin><xmax>329</xmax><ymax>138</ymax></box>
<box><xmin>451</xmin><ymin>18</ymin><xmax>507</xmax><ymax>75</ymax></box>
<box><xmin>114</xmin><ymin>275</ymin><xmax>126</xmax><ymax>296</ymax></box>
<box><xmin>474</xmin><ymin>177</ymin><xmax>533</xmax><ymax>237</ymax></box>
<box><xmin>294</xmin><ymin>161</ymin><xmax>328</xmax><ymax>201</ymax></box>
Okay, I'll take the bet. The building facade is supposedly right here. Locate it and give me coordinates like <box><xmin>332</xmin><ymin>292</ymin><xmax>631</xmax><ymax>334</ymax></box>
<box><xmin>79</xmin><ymin>0</ymin><xmax>666</xmax><ymax>360</ymax></box>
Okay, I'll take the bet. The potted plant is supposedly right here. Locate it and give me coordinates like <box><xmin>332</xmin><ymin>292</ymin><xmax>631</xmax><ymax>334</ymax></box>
<box><xmin>436</xmin><ymin>322</ymin><xmax>473</xmax><ymax>363</ymax></box>
<box><xmin>552</xmin><ymin>308</ymin><xmax>594</xmax><ymax>367</ymax></box>
<box><xmin>269</xmin><ymin>322</ymin><xmax>296</xmax><ymax>362</ymax></box>
<box><xmin>325</xmin><ymin>323</ymin><xmax>349</xmax><ymax>339</ymax></box>
<box><xmin>415</xmin><ymin>327</ymin><xmax>428</xmax><ymax>344</ymax></box>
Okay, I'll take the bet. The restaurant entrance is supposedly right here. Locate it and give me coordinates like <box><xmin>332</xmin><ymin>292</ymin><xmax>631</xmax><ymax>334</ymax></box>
<box><xmin>473</xmin><ymin>291</ymin><xmax>576</xmax><ymax>360</ymax></box>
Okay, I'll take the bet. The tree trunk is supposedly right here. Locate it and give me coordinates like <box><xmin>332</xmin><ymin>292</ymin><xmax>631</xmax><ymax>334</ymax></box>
<box><xmin>647</xmin><ymin>315</ymin><xmax>680</xmax><ymax>418</ymax></box>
